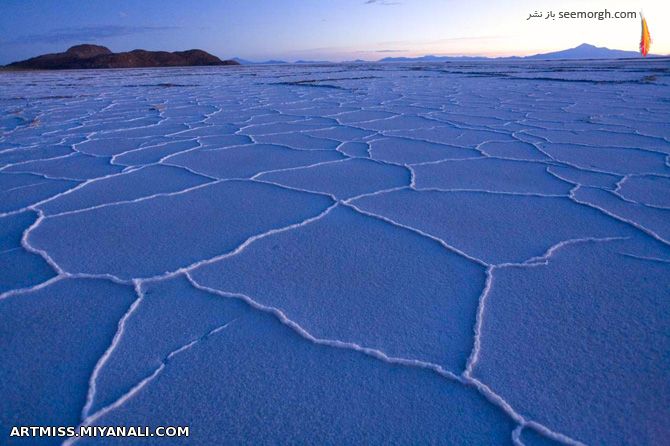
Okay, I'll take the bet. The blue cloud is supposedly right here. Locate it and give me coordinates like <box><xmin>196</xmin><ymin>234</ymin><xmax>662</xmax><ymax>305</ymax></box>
<box><xmin>10</xmin><ymin>25</ymin><xmax>179</xmax><ymax>44</ymax></box>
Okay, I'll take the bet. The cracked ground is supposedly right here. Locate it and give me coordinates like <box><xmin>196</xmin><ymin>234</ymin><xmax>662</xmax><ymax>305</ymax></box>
<box><xmin>1</xmin><ymin>59</ymin><xmax>669</xmax><ymax>445</ymax></box>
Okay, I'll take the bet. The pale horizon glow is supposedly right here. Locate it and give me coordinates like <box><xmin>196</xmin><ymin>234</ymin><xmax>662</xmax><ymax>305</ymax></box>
<box><xmin>0</xmin><ymin>0</ymin><xmax>668</xmax><ymax>64</ymax></box>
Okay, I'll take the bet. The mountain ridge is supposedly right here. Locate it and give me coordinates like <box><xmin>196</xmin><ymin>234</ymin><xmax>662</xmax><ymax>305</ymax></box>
<box><xmin>379</xmin><ymin>44</ymin><xmax>652</xmax><ymax>62</ymax></box>
<box><xmin>3</xmin><ymin>44</ymin><xmax>239</xmax><ymax>70</ymax></box>
<box><xmin>233</xmin><ymin>44</ymin><xmax>659</xmax><ymax>64</ymax></box>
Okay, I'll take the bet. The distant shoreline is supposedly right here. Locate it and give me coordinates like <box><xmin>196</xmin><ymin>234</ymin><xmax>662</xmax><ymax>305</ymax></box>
<box><xmin>4</xmin><ymin>43</ymin><xmax>668</xmax><ymax>69</ymax></box>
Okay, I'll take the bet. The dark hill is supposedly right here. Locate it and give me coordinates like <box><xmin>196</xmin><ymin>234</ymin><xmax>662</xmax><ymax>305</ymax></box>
<box><xmin>65</xmin><ymin>44</ymin><xmax>112</xmax><ymax>58</ymax></box>
<box><xmin>4</xmin><ymin>44</ymin><xmax>239</xmax><ymax>70</ymax></box>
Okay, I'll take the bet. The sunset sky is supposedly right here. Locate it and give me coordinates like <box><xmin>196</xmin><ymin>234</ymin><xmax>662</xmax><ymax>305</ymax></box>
<box><xmin>0</xmin><ymin>0</ymin><xmax>667</xmax><ymax>64</ymax></box>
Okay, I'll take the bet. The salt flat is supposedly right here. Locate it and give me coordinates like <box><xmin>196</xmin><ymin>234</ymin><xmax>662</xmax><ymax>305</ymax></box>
<box><xmin>0</xmin><ymin>59</ymin><xmax>669</xmax><ymax>445</ymax></box>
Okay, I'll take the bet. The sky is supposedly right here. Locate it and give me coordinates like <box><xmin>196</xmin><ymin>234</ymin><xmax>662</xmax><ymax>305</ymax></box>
<box><xmin>0</xmin><ymin>0</ymin><xmax>668</xmax><ymax>64</ymax></box>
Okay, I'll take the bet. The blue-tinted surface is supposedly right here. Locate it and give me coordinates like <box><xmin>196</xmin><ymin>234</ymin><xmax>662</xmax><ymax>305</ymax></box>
<box><xmin>1</xmin><ymin>59</ymin><xmax>669</xmax><ymax>445</ymax></box>
<box><xmin>0</xmin><ymin>279</ymin><xmax>137</xmax><ymax>445</ymax></box>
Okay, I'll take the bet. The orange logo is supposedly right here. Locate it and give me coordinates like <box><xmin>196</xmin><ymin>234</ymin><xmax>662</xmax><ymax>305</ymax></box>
<box><xmin>640</xmin><ymin>13</ymin><xmax>651</xmax><ymax>56</ymax></box>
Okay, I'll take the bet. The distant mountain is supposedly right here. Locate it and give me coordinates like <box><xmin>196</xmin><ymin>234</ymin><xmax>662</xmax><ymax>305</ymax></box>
<box><xmin>526</xmin><ymin>43</ymin><xmax>641</xmax><ymax>60</ymax></box>
<box><xmin>380</xmin><ymin>55</ymin><xmax>491</xmax><ymax>62</ymax></box>
<box><xmin>233</xmin><ymin>57</ymin><xmax>288</xmax><ymax>65</ymax></box>
<box><xmin>378</xmin><ymin>44</ymin><xmax>651</xmax><ymax>63</ymax></box>
<box><xmin>4</xmin><ymin>44</ymin><xmax>239</xmax><ymax>70</ymax></box>
<box><xmin>294</xmin><ymin>60</ymin><xmax>333</xmax><ymax>64</ymax></box>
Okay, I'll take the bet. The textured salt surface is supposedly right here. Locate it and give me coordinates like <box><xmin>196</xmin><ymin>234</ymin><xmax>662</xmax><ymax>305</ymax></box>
<box><xmin>472</xmin><ymin>239</ymin><xmax>670</xmax><ymax>445</ymax></box>
<box><xmin>77</xmin><ymin>304</ymin><xmax>516</xmax><ymax>445</ymax></box>
<box><xmin>352</xmin><ymin>189</ymin><xmax>639</xmax><ymax>264</ymax></box>
<box><xmin>0</xmin><ymin>279</ymin><xmax>137</xmax><ymax>445</ymax></box>
<box><xmin>1</xmin><ymin>59</ymin><xmax>669</xmax><ymax>445</ymax></box>
<box><xmin>28</xmin><ymin>180</ymin><xmax>333</xmax><ymax>279</ymax></box>
<box><xmin>191</xmin><ymin>205</ymin><xmax>485</xmax><ymax>371</ymax></box>
<box><xmin>257</xmin><ymin>158</ymin><xmax>410</xmax><ymax>199</ymax></box>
